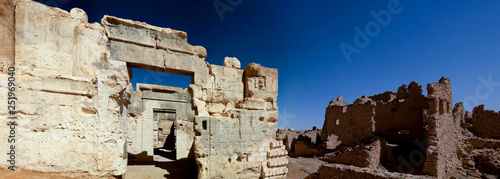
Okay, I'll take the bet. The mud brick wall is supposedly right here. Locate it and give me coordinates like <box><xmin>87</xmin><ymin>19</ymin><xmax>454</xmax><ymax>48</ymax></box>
<box><xmin>322</xmin><ymin>100</ymin><xmax>376</xmax><ymax>147</ymax></box>
<box><xmin>422</xmin><ymin>77</ymin><xmax>461</xmax><ymax>178</ymax></box>
<box><xmin>371</xmin><ymin>82</ymin><xmax>429</xmax><ymax>143</ymax></box>
<box><xmin>470</xmin><ymin>105</ymin><xmax>500</xmax><ymax>139</ymax></box>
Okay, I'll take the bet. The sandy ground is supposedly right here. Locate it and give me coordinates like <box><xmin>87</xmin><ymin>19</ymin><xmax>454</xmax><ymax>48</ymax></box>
<box><xmin>0</xmin><ymin>168</ymin><xmax>114</xmax><ymax>179</ymax></box>
<box><xmin>0</xmin><ymin>156</ymin><xmax>322</xmax><ymax>179</ymax></box>
<box><xmin>286</xmin><ymin>157</ymin><xmax>326</xmax><ymax>179</ymax></box>
<box><xmin>124</xmin><ymin>150</ymin><xmax>197</xmax><ymax>179</ymax></box>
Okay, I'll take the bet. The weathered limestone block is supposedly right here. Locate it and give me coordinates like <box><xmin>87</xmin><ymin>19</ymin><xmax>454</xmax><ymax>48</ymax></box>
<box><xmin>206</xmin><ymin>90</ymin><xmax>243</xmax><ymax>105</ymax></box>
<box><xmin>176</xmin><ymin>120</ymin><xmax>195</xmax><ymax>159</ymax></box>
<box><xmin>70</xmin><ymin>8</ymin><xmax>88</xmax><ymax>22</ymax></box>
<box><xmin>102</xmin><ymin>15</ymin><xmax>207</xmax><ymax>58</ymax></box>
<box><xmin>17</xmin><ymin>75</ymin><xmax>93</xmax><ymax>97</ymax></box>
<box><xmin>126</xmin><ymin>113</ymin><xmax>142</xmax><ymax>155</ymax></box>
<box><xmin>210</xmin><ymin>64</ymin><xmax>244</xmax><ymax>92</ymax></box>
<box><xmin>193</xmin><ymin>98</ymin><xmax>209</xmax><ymax>116</ymax></box>
<box><xmin>128</xmin><ymin>91</ymin><xmax>143</xmax><ymax>114</ymax></box>
<box><xmin>104</xmin><ymin>15</ymin><xmax>208</xmax><ymax>75</ymax></box>
<box><xmin>94</xmin><ymin>59</ymin><xmax>130</xmax><ymax>175</ymax></box>
<box><xmin>238</xmin><ymin>98</ymin><xmax>266</xmax><ymax>110</ymax></box>
<box><xmin>0</xmin><ymin>6</ymin><xmax>14</xmax><ymax>168</ymax></box>
<box><xmin>193</xmin><ymin>72</ymin><xmax>213</xmax><ymax>89</ymax></box>
<box><xmin>7</xmin><ymin>1</ymin><xmax>130</xmax><ymax>176</ymax></box>
<box><xmin>194</xmin><ymin>107</ymin><xmax>281</xmax><ymax>178</ymax></box>
<box><xmin>244</xmin><ymin>63</ymin><xmax>278</xmax><ymax>102</ymax></box>
<box><xmin>0</xmin><ymin>0</ymin><xmax>14</xmax><ymax>74</ymax></box>
<box><xmin>15</xmin><ymin>1</ymin><xmax>79</xmax><ymax>77</ymax></box>
<box><xmin>224</xmin><ymin>57</ymin><xmax>241</xmax><ymax>69</ymax></box>
<box><xmin>109</xmin><ymin>40</ymin><xmax>163</xmax><ymax>67</ymax></box>
<box><xmin>260</xmin><ymin>139</ymin><xmax>289</xmax><ymax>179</ymax></box>
<box><xmin>163</xmin><ymin>49</ymin><xmax>209</xmax><ymax>74</ymax></box>
<box><xmin>208</xmin><ymin>103</ymin><xmax>225</xmax><ymax>115</ymax></box>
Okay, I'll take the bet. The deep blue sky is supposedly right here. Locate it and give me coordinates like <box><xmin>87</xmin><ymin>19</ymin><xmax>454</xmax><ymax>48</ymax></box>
<box><xmin>43</xmin><ymin>0</ymin><xmax>500</xmax><ymax>130</ymax></box>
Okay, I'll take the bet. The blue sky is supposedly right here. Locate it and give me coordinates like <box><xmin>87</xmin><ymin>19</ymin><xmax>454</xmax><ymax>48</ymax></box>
<box><xmin>45</xmin><ymin>0</ymin><xmax>500</xmax><ymax>130</ymax></box>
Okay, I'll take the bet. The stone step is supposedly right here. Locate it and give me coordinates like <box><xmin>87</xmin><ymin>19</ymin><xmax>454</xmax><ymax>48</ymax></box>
<box><xmin>263</xmin><ymin>168</ymin><xmax>288</xmax><ymax>177</ymax></box>
<box><xmin>267</xmin><ymin>158</ymin><xmax>289</xmax><ymax>167</ymax></box>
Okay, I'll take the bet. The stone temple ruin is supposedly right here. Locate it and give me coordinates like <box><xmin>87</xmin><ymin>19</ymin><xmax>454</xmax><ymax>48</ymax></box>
<box><xmin>278</xmin><ymin>77</ymin><xmax>500</xmax><ymax>179</ymax></box>
<box><xmin>0</xmin><ymin>0</ymin><xmax>288</xmax><ymax>178</ymax></box>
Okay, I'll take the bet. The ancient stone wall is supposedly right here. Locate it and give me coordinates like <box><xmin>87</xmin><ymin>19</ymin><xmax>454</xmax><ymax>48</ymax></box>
<box><xmin>0</xmin><ymin>0</ymin><xmax>15</xmax><ymax>170</ymax></box>
<box><xmin>371</xmin><ymin>82</ymin><xmax>428</xmax><ymax>143</ymax></box>
<box><xmin>0</xmin><ymin>0</ymin><xmax>130</xmax><ymax>175</ymax></box>
<box><xmin>193</xmin><ymin>62</ymin><xmax>287</xmax><ymax>178</ymax></box>
<box><xmin>470</xmin><ymin>105</ymin><xmax>500</xmax><ymax>139</ymax></box>
<box><xmin>277</xmin><ymin>128</ymin><xmax>323</xmax><ymax>157</ymax></box>
<box><xmin>0</xmin><ymin>0</ymin><xmax>14</xmax><ymax>74</ymax></box>
<box><xmin>321</xmin><ymin>98</ymin><xmax>375</xmax><ymax>147</ymax></box>
<box><xmin>102</xmin><ymin>11</ymin><xmax>287</xmax><ymax>179</ymax></box>
<box><xmin>320</xmin><ymin>77</ymin><xmax>463</xmax><ymax>178</ymax></box>
<box><xmin>422</xmin><ymin>77</ymin><xmax>461</xmax><ymax>178</ymax></box>
<box><xmin>0</xmin><ymin>0</ymin><xmax>287</xmax><ymax>178</ymax></box>
<box><xmin>322</xmin><ymin>82</ymin><xmax>429</xmax><ymax>149</ymax></box>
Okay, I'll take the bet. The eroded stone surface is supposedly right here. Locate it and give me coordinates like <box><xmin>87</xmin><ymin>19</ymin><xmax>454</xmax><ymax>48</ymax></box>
<box><xmin>0</xmin><ymin>1</ymin><xmax>286</xmax><ymax>178</ymax></box>
<box><xmin>310</xmin><ymin>77</ymin><xmax>499</xmax><ymax>179</ymax></box>
<box><xmin>223</xmin><ymin>57</ymin><xmax>241</xmax><ymax>69</ymax></box>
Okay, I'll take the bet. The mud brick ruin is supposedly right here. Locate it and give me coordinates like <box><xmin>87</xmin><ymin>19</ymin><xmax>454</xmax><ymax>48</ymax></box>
<box><xmin>0</xmin><ymin>0</ymin><xmax>288</xmax><ymax>178</ymax></box>
<box><xmin>279</xmin><ymin>77</ymin><xmax>500</xmax><ymax>179</ymax></box>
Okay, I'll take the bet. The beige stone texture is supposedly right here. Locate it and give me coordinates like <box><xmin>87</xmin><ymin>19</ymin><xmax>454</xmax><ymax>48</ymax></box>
<box><xmin>1</xmin><ymin>0</ymin><xmax>129</xmax><ymax>176</ymax></box>
<box><xmin>0</xmin><ymin>0</ymin><xmax>14</xmax><ymax>74</ymax></box>
<box><xmin>223</xmin><ymin>57</ymin><xmax>241</xmax><ymax>69</ymax></box>
<box><xmin>1</xmin><ymin>1</ymin><xmax>284</xmax><ymax>178</ymax></box>
<box><xmin>244</xmin><ymin>63</ymin><xmax>278</xmax><ymax>102</ymax></box>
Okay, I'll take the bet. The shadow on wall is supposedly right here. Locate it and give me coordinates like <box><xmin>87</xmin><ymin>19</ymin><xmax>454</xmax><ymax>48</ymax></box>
<box><xmin>127</xmin><ymin>147</ymin><xmax>198</xmax><ymax>179</ymax></box>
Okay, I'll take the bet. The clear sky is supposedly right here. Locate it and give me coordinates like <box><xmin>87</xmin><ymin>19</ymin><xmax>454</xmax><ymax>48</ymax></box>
<box><xmin>45</xmin><ymin>0</ymin><xmax>500</xmax><ymax>130</ymax></box>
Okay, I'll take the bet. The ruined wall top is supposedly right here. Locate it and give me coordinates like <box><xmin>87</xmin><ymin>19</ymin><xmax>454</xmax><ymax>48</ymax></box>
<box><xmin>427</xmin><ymin>77</ymin><xmax>452</xmax><ymax>101</ymax></box>
<box><xmin>102</xmin><ymin>15</ymin><xmax>207</xmax><ymax>58</ymax></box>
